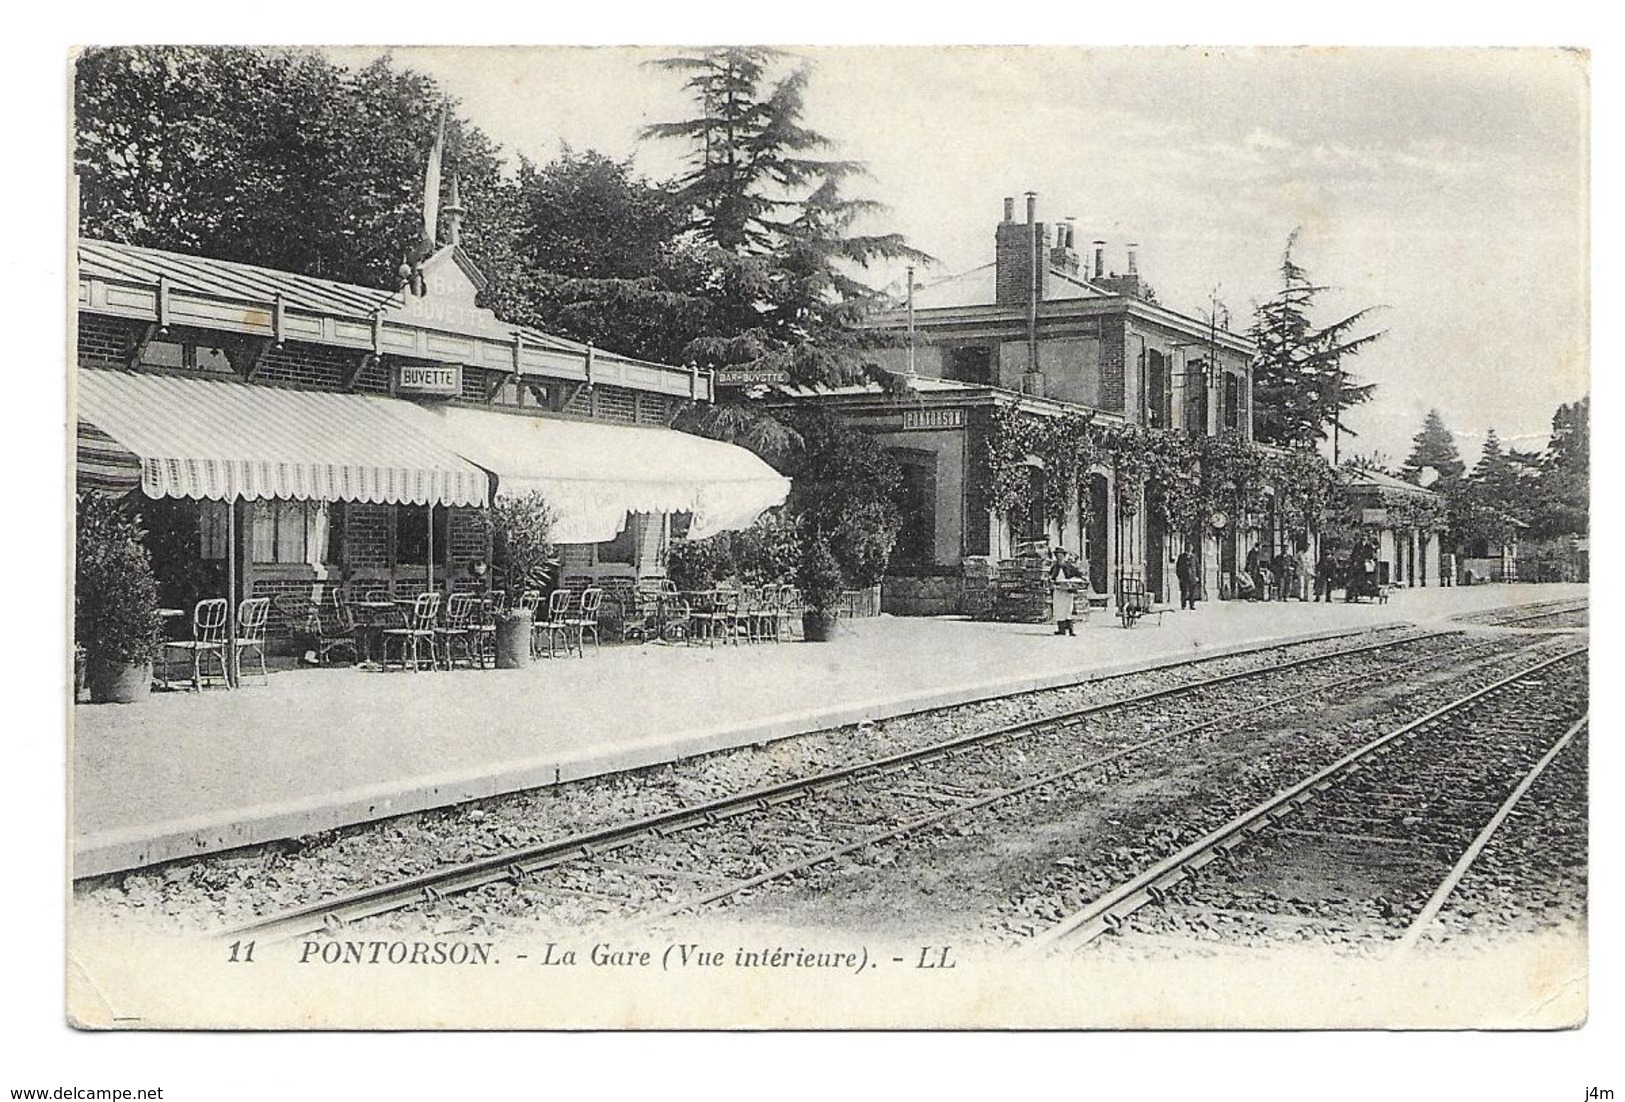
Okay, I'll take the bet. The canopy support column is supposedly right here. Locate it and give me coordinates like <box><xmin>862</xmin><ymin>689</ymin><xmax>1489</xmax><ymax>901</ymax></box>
<box><xmin>226</xmin><ymin>497</ymin><xmax>239</xmax><ymax>688</ymax></box>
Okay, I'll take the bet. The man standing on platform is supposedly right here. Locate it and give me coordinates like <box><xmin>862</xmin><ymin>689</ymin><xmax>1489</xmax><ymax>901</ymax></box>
<box><xmin>1176</xmin><ymin>544</ymin><xmax>1199</xmax><ymax>610</ymax></box>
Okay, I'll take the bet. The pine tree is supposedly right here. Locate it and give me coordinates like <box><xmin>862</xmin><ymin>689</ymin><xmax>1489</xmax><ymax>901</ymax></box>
<box><xmin>1528</xmin><ymin>397</ymin><xmax>1589</xmax><ymax>539</ymax></box>
<box><xmin>641</xmin><ymin>46</ymin><xmax>928</xmax><ymax>384</ymax></box>
<box><xmin>1248</xmin><ymin>231</ymin><xmax>1383</xmax><ymax>449</ymax></box>
<box><xmin>1401</xmin><ymin>408</ymin><xmax>1466</xmax><ymax>485</ymax></box>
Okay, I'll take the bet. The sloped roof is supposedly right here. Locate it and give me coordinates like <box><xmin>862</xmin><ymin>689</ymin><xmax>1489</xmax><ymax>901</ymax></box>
<box><xmin>910</xmin><ymin>263</ymin><xmax>1111</xmax><ymax>310</ymax></box>
<box><xmin>1346</xmin><ymin>468</ymin><xmax>1441</xmax><ymax>498</ymax></box>
<box><xmin>77</xmin><ymin>237</ymin><xmax>649</xmax><ymax>365</ymax></box>
<box><xmin>78</xmin><ymin>238</ymin><xmax>402</xmax><ymax>319</ymax></box>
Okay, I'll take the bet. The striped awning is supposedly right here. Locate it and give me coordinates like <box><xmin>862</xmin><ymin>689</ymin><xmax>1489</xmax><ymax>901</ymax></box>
<box><xmin>426</xmin><ymin>405</ymin><xmax>790</xmax><ymax>544</ymax></box>
<box><xmin>75</xmin><ymin>369</ymin><xmax>489</xmax><ymax>507</ymax></box>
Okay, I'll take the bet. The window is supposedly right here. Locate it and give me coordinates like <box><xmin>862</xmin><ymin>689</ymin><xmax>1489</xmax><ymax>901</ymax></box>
<box><xmin>251</xmin><ymin>501</ymin><xmax>332</xmax><ymax>564</ymax></box>
<box><xmin>395</xmin><ymin>505</ymin><xmax>449</xmax><ymax>566</ymax></box>
<box><xmin>199</xmin><ymin>500</ymin><xmax>228</xmax><ymax>561</ymax></box>
<box><xmin>139</xmin><ymin>339</ymin><xmax>232</xmax><ymax>374</ymax></box>
<box><xmin>1146</xmin><ymin>349</ymin><xmax>1169</xmax><ymax>427</ymax></box>
<box><xmin>945</xmin><ymin>345</ymin><xmax>993</xmax><ymax>385</ymax></box>
<box><xmin>1224</xmin><ymin>374</ymin><xmax>1241</xmax><ymax>431</ymax></box>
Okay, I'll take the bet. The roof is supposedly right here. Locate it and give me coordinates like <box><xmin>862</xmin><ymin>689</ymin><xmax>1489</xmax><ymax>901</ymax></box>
<box><xmin>78</xmin><ymin>238</ymin><xmax>401</xmax><ymax>320</ymax></box>
<box><xmin>773</xmin><ymin>375</ymin><xmax>989</xmax><ymax>400</ymax></box>
<box><xmin>77</xmin><ymin>238</ymin><xmax>636</xmax><ymax>363</ymax></box>
<box><xmin>910</xmin><ymin>263</ymin><xmax>1110</xmax><ymax>310</ymax></box>
<box><xmin>76</xmin><ymin>368</ymin><xmax>489</xmax><ymax>507</ymax></box>
<box><xmin>1345</xmin><ymin>468</ymin><xmax>1441</xmax><ymax>498</ymax></box>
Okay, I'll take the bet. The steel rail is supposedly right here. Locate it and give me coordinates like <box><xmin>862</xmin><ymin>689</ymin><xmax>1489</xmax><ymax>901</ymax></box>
<box><xmin>632</xmin><ymin>635</ymin><xmax>1560</xmax><ymax>922</ymax></box>
<box><xmin>1458</xmin><ymin>600</ymin><xmax>1589</xmax><ymax>628</ymax></box>
<box><xmin>1022</xmin><ymin>645</ymin><xmax>1587</xmax><ymax>954</ymax></box>
<box><xmin>1388</xmin><ymin>714</ymin><xmax>1589</xmax><ymax>959</ymax></box>
<box><xmin>223</xmin><ymin>626</ymin><xmax>1468</xmax><ymax>942</ymax></box>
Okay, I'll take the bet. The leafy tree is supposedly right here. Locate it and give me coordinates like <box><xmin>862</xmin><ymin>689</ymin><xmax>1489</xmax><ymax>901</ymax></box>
<box><xmin>1400</xmin><ymin>409</ymin><xmax>1466</xmax><ymax>485</ymax></box>
<box><xmin>1248</xmin><ymin>231</ymin><xmax>1383</xmax><ymax>449</ymax></box>
<box><xmin>478</xmin><ymin>148</ymin><xmax>711</xmax><ymax>364</ymax></box>
<box><xmin>780</xmin><ymin>408</ymin><xmax>902</xmax><ymax>589</ymax></box>
<box><xmin>75</xmin><ymin>46</ymin><xmax>508</xmax><ymax>290</ymax></box>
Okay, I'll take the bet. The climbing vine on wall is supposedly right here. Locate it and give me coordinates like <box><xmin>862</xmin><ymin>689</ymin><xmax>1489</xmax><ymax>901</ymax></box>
<box><xmin>986</xmin><ymin>404</ymin><xmax>1357</xmax><ymax>545</ymax></box>
<box><xmin>1380</xmin><ymin>489</ymin><xmax>1448</xmax><ymax>532</ymax></box>
<box><xmin>1266</xmin><ymin>447</ymin><xmax>1342</xmax><ymax>531</ymax></box>
<box><xmin>985</xmin><ymin>406</ymin><xmax>1101</xmax><ymax>536</ymax></box>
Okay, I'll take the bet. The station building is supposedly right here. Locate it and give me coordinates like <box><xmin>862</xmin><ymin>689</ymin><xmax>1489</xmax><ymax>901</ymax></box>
<box><xmin>74</xmin><ymin>212</ymin><xmax>790</xmax><ymax>633</ymax></box>
<box><xmin>1339</xmin><ymin>468</ymin><xmax>1447</xmax><ymax>588</ymax></box>
<box><xmin>774</xmin><ymin>194</ymin><xmax>1257</xmax><ymax>614</ymax></box>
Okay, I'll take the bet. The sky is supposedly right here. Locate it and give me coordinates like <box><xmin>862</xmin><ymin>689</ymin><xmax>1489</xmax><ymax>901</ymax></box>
<box><xmin>327</xmin><ymin>45</ymin><xmax>1590</xmax><ymax>467</ymax></box>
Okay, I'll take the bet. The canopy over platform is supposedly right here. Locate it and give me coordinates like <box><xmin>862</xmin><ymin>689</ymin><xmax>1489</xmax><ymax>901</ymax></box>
<box><xmin>427</xmin><ymin>406</ymin><xmax>790</xmax><ymax>544</ymax></box>
<box><xmin>75</xmin><ymin>369</ymin><xmax>489</xmax><ymax>506</ymax></box>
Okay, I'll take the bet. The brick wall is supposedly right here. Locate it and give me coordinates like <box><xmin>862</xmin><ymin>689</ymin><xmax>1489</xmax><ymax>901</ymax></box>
<box><xmin>995</xmin><ymin>220</ymin><xmax>1051</xmax><ymax>306</ymax></box>
<box><xmin>346</xmin><ymin>505</ymin><xmax>391</xmax><ymax>569</ymax></box>
<box><xmin>1099</xmin><ymin>318</ymin><xmax>1127</xmax><ymax>413</ymax></box>
<box><xmin>78</xmin><ymin>315</ymin><xmax>130</xmax><ymax>368</ymax></box>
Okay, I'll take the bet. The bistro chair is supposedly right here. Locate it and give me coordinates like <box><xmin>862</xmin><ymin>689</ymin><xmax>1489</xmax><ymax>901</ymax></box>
<box><xmin>534</xmin><ymin>588</ymin><xmax>579</xmax><ymax>659</ymax></box>
<box><xmin>751</xmin><ymin>585</ymin><xmax>787</xmax><ymax>644</ymax></box>
<box><xmin>161</xmin><ymin>597</ymin><xmax>230</xmax><ymax>691</ymax></box>
<box><xmin>690</xmin><ymin>588</ymin><xmax>738</xmax><ymax>647</ymax></box>
<box><xmin>435</xmin><ymin>592</ymin><xmax>483</xmax><ymax>670</ymax></box>
<box><xmin>235</xmin><ymin>597</ymin><xmax>272</xmax><ymax>685</ymax></box>
<box><xmin>381</xmin><ymin>592</ymin><xmax>442</xmax><ymax>671</ymax></box>
<box><xmin>778</xmin><ymin>584</ymin><xmax>804</xmax><ymax>640</ymax></box>
<box><xmin>566</xmin><ymin>587</ymin><xmax>604</xmax><ymax>654</ymax></box>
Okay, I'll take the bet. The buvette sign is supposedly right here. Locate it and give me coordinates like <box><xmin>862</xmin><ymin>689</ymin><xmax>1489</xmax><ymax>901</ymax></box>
<box><xmin>397</xmin><ymin>364</ymin><xmax>462</xmax><ymax>396</ymax></box>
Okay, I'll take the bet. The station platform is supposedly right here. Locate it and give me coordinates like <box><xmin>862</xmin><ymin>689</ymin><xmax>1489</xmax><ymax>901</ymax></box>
<box><xmin>70</xmin><ymin>583</ymin><xmax>1587</xmax><ymax>877</ymax></box>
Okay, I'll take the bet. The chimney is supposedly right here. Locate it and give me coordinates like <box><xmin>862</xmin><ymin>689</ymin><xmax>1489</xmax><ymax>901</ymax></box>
<box><xmin>444</xmin><ymin>175</ymin><xmax>468</xmax><ymax>249</ymax></box>
<box><xmin>1126</xmin><ymin>243</ymin><xmax>1139</xmax><ymax>275</ymax></box>
<box><xmin>1049</xmin><ymin>215</ymin><xmax>1080</xmax><ymax>277</ymax></box>
<box><xmin>994</xmin><ymin>191</ymin><xmax>1050</xmax><ymax>306</ymax></box>
<box><xmin>1093</xmin><ymin>240</ymin><xmax>1106</xmax><ymax>280</ymax></box>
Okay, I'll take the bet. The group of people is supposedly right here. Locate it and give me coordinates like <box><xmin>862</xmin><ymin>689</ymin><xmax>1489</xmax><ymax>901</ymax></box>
<box><xmin>1045</xmin><ymin>535</ymin><xmax>1385</xmax><ymax>636</ymax></box>
<box><xmin>1240</xmin><ymin>545</ymin><xmax>1310</xmax><ymax>602</ymax></box>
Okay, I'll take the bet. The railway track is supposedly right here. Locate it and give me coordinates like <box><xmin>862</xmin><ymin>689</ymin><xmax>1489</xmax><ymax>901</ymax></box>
<box><xmin>1451</xmin><ymin>597</ymin><xmax>1588</xmax><ymax>630</ymax></box>
<box><xmin>224</xmin><ymin>627</ymin><xmax>1552</xmax><ymax>943</ymax></box>
<box><xmin>1024</xmin><ymin>645</ymin><xmax>1587</xmax><ymax>956</ymax></box>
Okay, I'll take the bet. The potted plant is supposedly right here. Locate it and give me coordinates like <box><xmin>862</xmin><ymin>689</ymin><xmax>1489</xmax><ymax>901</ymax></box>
<box><xmin>75</xmin><ymin>494</ymin><xmax>162</xmax><ymax>703</ymax></box>
<box><xmin>797</xmin><ymin>534</ymin><xmax>846</xmax><ymax>642</ymax></box>
<box><xmin>483</xmin><ymin>491</ymin><xmax>556</xmax><ymax>668</ymax></box>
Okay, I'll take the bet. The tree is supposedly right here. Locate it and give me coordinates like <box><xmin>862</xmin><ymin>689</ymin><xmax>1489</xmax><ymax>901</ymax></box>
<box><xmin>1248</xmin><ymin>231</ymin><xmax>1384</xmax><ymax>449</ymax></box>
<box><xmin>1400</xmin><ymin>409</ymin><xmax>1466</xmax><ymax>485</ymax></box>
<box><xmin>477</xmin><ymin>148</ymin><xmax>712</xmax><ymax>365</ymax></box>
<box><xmin>640</xmin><ymin>46</ymin><xmax>928</xmax><ymax>383</ymax></box>
<box><xmin>1527</xmin><ymin>397</ymin><xmax>1589</xmax><ymax>539</ymax></box>
<box><xmin>75</xmin><ymin>46</ymin><xmax>509</xmax><ymax>290</ymax></box>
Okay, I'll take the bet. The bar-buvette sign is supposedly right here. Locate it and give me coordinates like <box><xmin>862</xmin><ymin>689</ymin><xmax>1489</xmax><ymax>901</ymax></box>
<box><xmin>397</xmin><ymin>364</ymin><xmax>462</xmax><ymax>396</ymax></box>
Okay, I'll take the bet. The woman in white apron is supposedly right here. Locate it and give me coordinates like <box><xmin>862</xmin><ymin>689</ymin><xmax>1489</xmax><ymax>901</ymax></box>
<box><xmin>1049</xmin><ymin>547</ymin><xmax>1083</xmax><ymax>636</ymax></box>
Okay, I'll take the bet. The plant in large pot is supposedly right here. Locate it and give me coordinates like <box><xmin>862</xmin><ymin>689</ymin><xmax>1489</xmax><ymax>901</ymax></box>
<box><xmin>483</xmin><ymin>491</ymin><xmax>557</xmax><ymax>668</ymax></box>
<box><xmin>796</xmin><ymin>533</ymin><xmax>846</xmax><ymax>642</ymax></box>
<box><xmin>75</xmin><ymin>493</ymin><xmax>162</xmax><ymax>703</ymax></box>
